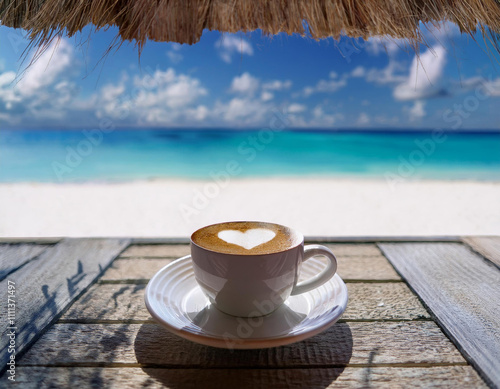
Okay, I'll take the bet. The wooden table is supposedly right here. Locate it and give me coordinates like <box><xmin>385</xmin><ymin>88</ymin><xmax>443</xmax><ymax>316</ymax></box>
<box><xmin>1</xmin><ymin>237</ymin><xmax>499</xmax><ymax>388</ymax></box>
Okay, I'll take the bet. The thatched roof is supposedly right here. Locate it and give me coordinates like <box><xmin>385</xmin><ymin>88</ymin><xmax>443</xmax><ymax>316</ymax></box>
<box><xmin>1</xmin><ymin>0</ymin><xmax>500</xmax><ymax>50</ymax></box>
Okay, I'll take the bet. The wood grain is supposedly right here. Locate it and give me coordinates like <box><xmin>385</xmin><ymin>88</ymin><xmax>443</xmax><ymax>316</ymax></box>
<box><xmin>60</xmin><ymin>282</ymin><xmax>429</xmax><ymax>322</ymax></box>
<box><xmin>0</xmin><ymin>244</ymin><xmax>49</xmax><ymax>280</ymax></box>
<box><xmin>324</xmin><ymin>244</ymin><xmax>382</xmax><ymax>257</ymax></box>
<box><xmin>344</xmin><ymin>283</ymin><xmax>429</xmax><ymax>320</ymax></box>
<box><xmin>20</xmin><ymin>322</ymin><xmax>464</xmax><ymax>366</ymax></box>
<box><xmin>338</xmin><ymin>256</ymin><xmax>400</xmax><ymax>280</ymax></box>
<box><xmin>100</xmin><ymin>256</ymin><xmax>400</xmax><ymax>282</ymax></box>
<box><xmin>379</xmin><ymin>242</ymin><xmax>500</xmax><ymax>388</ymax></box>
<box><xmin>119</xmin><ymin>244</ymin><xmax>382</xmax><ymax>259</ymax></box>
<box><xmin>9</xmin><ymin>366</ymin><xmax>485</xmax><ymax>389</ymax></box>
<box><xmin>0</xmin><ymin>238</ymin><xmax>130</xmax><ymax>373</ymax></box>
<box><xmin>100</xmin><ymin>258</ymin><xmax>173</xmax><ymax>282</ymax></box>
<box><xmin>119</xmin><ymin>245</ymin><xmax>190</xmax><ymax>258</ymax></box>
<box><xmin>61</xmin><ymin>284</ymin><xmax>151</xmax><ymax>321</ymax></box>
<box><xmin>462</xmin><ymin>236</ymin><xmax>500</xmax><ymax>268</ymax></box>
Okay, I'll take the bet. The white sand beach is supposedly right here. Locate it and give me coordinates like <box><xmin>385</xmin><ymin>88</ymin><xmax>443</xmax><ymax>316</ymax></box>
<box><xmin>1</xmin><ymin>178</ymin><xmax>499</xmax><ymax>237</ymax></box>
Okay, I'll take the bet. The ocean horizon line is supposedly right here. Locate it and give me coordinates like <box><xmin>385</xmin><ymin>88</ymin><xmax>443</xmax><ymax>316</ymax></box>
<box><xmin>3</xmin><ymin>127</ymin><xmax>500</xmax><ymax>134</ymax></box>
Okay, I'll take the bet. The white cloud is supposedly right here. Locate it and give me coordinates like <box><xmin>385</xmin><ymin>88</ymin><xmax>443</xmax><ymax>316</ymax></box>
<box><xmin>92</xmin><ymin>68</ymin><xmax>208</xmax><ymax>125</ymax></box>
<box><xmin>304</xmin><ymin>72</ymin><xmax>347</xmax><ymax>96</ymax></box>
<box><xmin>284</xmin><ymin>103</ymin><xmax>346</xmax><ymax>128</ymax></box>
<box><xmin>0</xmin><ymin>71</ymin><xmax>16</xmax><ymax>100</ymax></box>
<box><xmin>217</xmin><ymin>97</ymin><xmax>269</xmax><ymax>123</ymax></box>
<box><xmin>17</xmin><ymin>39</ymin><xmax>73</xmax><ymax>96</ymax></box>
<box><xmin>287</xmin><ymin>103</ymin><xmax>306</xmax><ymax>113</ymax></box>
<box><xmin>166</xmin><ymin>43</ymin><xmax>183</xmax><ymax>63</ymax></box>
<box><xmin>365</xmin><ymin>37</ymin><xmax>405</xmax><ymax>57</ymax></box>
<box><xmin>407</xmin><ymin>100</ymin><xmax>426</xmax><ymax>121</ymax></box>
<box><xmin>166</xmin><ymin>50</ymin><xmax>183</xmax><ymax>64</ymax></box>
<box><xmin>394</xmin><ymin>45</ymin><xmax>447</xmax><ymax>100</ymax></box>
<box><xmin>422</xmin><ymin>22</ymin><xmax>461</xmax><ymax>45</ymax></box>
<box><xmin>351</xmin><ymin>66</ymin><xmax>365</xmax><ymax>78</ymax></box>
<box><xmin>364</xmin><ymin>23</ymin><xmax>459</xmax><ymax>63</ymax></box>
<box><xmin>262</xmin><ymin>80</ymin><xmax>292</xmax><ymax>90</ymax></box>
<box><xmin>483</xmin><ymin>78</ymin><xmax>500</xmax><ymax>96</ymax></box>
<box><xmin>216</xmin><ymin>35</ymin><xmax>253</xmax><ymax>63</ymax></box>
<box><xmin>0</xmin><ymin>71</ymin><xmax>14</xmax><ymax>87</ymax></box>
<box><xmin>310</xmin><ymin>105</ymin><xmax>343</xmax><ymax>127</ymax></box>
<box><xmin>230</xmin><ymin>72</ymin><xmax>260</xmax><ymax>95</ymax></box>
<box><xmin>187</xmin><ymin>105</ymin><xmax>209</xmax><ymax>121</ymax></box>
<box><xmin>101</xmin><ymin>83</ymin><xmax>126</xmax><ymax>102</ymax></box>
<box><xmin>459</xmin><ymin>77</ymin><xmax>500</xmax><ymax>97</ymax></box>
<box><xmin>260</xmin><ymin>91</ymin><xmax>273</xmax><ymax>101</ymax></box>
<box><xmin>0</xmin><ymin>39</ymin><xmax>79</xmax><ymax>125</ymax></box>
<box><xmin>365</xmin><ymin>60</ymin><xmax>406</xmax><ymax>85</ymax></box>
<box><xmin>138</xmin><ymin>69</ymin><xmax>207</xmax><ymax>109</ymax></box>
<box><xmin>357</xmin><ymin>113</ymin><xmax>370</xmax><ymax>125</ymax></box>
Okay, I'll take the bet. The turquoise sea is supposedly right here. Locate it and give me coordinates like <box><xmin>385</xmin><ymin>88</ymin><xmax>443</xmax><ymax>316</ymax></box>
<box><xmin>1</xmin><ymin>129</ymin><xmax>499</xmax><ymax>182</ymax></box>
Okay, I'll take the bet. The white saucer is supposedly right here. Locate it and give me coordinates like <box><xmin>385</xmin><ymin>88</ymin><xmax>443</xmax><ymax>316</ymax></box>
<box><xmin>145</xmin><ymin>255</ymin><xmax>348</xmax><ymax>349</ymax></box>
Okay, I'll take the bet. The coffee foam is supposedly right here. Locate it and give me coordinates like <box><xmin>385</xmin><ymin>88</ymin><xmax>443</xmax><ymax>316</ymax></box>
<box><xmin>192</xmin><ymin>221</ymin><xmax>299</xmax><ymax>255</ymax></box>
<box><xmin>217</xmin><ymin>228</ymin><xmax>276</xmax><ymax>250</ymax></box>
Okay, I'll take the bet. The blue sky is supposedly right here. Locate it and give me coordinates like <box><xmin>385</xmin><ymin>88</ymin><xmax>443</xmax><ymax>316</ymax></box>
<box><xmin>0</xmin><ymin>22</ymin><xmax>499</xmax><ymax>130</ymax></box>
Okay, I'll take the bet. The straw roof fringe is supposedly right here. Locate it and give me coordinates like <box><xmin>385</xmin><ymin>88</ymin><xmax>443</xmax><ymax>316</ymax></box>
<box><xmin>1</xmin><ymin>0</ymin><xmax>500</xmax><ymax>49</ymax></box>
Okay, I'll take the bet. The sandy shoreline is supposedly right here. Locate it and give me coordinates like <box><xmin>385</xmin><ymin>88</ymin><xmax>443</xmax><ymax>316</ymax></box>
<box><xmin>1</xmin><ymin>178</ymin><xmax>499</xmax><ymax>237</ymax></box>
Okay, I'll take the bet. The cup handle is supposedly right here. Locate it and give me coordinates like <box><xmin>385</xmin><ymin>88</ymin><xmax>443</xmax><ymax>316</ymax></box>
<box><xmin>290</xmin><ymin>244</ymin><xmax>337</xmax><ymax>296</ymax></box>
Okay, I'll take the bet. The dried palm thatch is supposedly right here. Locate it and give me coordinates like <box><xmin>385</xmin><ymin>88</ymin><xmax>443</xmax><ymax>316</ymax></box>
<box><xmin>1</xmin><ymin>0</ymin><xmax>500</xmax><ymax>51</ymax></box>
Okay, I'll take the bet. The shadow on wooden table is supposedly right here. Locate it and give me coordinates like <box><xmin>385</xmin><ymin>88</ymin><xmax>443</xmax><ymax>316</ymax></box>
<box><xmin>134</xmin><ymin>322</ymin><xmax>353</xmax><ymax>388</ymax></box>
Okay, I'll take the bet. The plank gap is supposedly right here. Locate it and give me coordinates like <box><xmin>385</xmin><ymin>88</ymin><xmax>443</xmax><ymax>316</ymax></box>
<box><xmin>56</xmin><ymin>318</ymin><xmax>435</xmax><ymax>325</ymax></box>
<box><xmin>462</xmin><ymin>237</ymin><xmax>500</xmax><ymax>271</ymax></box>
<box><xmin>17</xmin><ymin>362</ymin><xmax>470</xmax><ymax>369</ymax></box>
<box><xmin>0</xmin><ymin>244</ymin><xmax>52</xmax><ymax>281</ymax></box>
<box><xmin>97</xmin><ymin>279</ymin><xmax>405</xmax><ymax>285</ymax></box>
<box><xmin>0</xmin><ymin>238</ymin><xmax>131</xmax><ymax>375</ymax></box>
<box><xmin>379</xmin><ymin>242</ymin><xmax>500</xmax><ymax>388</ymax></box>
<box><xmin>117</xmin><ymin>256</ymin><xmax>183</xmax><ymax>260</ymax></box>
<box><xmin>98</xmin><ymin>279</ymin><xmax>150</xmax><ymax>284</ymax></box>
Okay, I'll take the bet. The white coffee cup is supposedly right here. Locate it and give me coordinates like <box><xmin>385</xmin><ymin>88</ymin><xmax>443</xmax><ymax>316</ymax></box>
<box><xmin>190</xmin><ymin>222</ymin><xmax>337</xmax><ymax>317</ymax></box>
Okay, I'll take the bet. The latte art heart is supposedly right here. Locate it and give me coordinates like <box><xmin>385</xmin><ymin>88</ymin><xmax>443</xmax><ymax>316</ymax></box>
<box><xmin>217</xmin><ymin>228</ymin><xmax>276</xmax><ymax>250</ymax></box>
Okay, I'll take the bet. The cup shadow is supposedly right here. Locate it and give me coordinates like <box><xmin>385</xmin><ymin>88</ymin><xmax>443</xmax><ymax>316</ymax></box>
<box><xmin>186</xmin><ymin>302</ymin><xmax>308</xmax><ymax>340</ymax></box>
<box><xmin>134</xmin><ymin>321</ymin><xmax>353</xmax><ymax>389</ymax></box>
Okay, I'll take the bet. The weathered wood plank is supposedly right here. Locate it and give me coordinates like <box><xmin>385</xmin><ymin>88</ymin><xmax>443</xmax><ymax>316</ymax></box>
<box><xmin>0</xmin><ymin>244</ymin><xmax>49</xmax><ymax>280</ymax></box>
<box><xmin>61</xmin><ymin>282</ymin><xmax>429</xmax><ymax>322</ymax></box>
<box><xmin>119</xmin><ymin>243</ymin><xmax>383</xmax><ymax>259</ymax></box>
<box><xmin>8</xmin><ymin>366</ymin><xmax>485</xmax><ymax>389</ymax></box>
<box><xmin>100</xmin><ymin>256</ymin><xmax>400</xmax><ymax>282</ymax></box>
<box><xmin>379</xmin><ymin>242</ymin><xmax>500</xmax><ymax>388</ymax></box>
<box><xmin>0</xmin><ymin>238</ymin><xmax>130</xmax><ymax>373</ymax></box>
<box><xmin>344</xmin><ymin>283</ymin><xmax>429</xmax><ymax>320</ymax></box>
<box><xmin>119</xmin><ymin>245</ymin><xmax>190</xmax><ymax>258</ymax></box>
<box><xmin>324</xmin><ymin>244</ymin><xmax>382</xmax><ymax>257</ymax></box>
<box><xmin>20</xmin><ymin>322</ymin><xmax>464</xmax><ymax>366</ymax></box>
<box><xmin>62</xmin><ymin>284</ymin><xmax>150</xmax><ymax>321</ymax></box>
<box><xmin>338</xmin><ymin>256</ymin><xmax>401</xmax><ymax>280</ymax></box>
<box><xmin>462</xmin><ymin>236</ymin><xmax>500</xmax><ymax>268</ymax></box>
<box><xmin>100</xmin><ymin>259</ymin><xmax>173</xmax><ymax>282</ymax></box>
<box><xmin>307</xmin><ymin>236</ymin><xmax>461</xmax><ymax>243</ymax></box>
<box><xmin>313</xmin><ymin>255</ymin><xmax>400</xmax><ymax>280</ymax></box>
